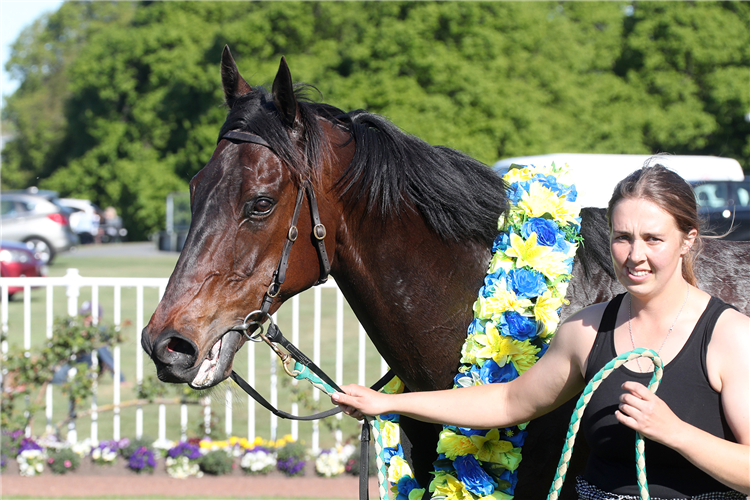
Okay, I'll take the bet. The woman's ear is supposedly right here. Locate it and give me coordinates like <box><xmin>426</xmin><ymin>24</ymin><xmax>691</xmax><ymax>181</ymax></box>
<box><xmin>682</xmin><ymin>228</ymin><xmax>698</xmax><ymax>254</ymax></box>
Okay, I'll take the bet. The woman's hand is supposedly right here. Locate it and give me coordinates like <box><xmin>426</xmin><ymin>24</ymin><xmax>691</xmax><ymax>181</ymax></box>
<box><xmin>615</xmin><ymin>381</ymin><xmax>683</xmax><ymax>445</ymax></box>
<box><xmin>332</xmin><ymin>384</ymin><xmax>392</xmax><ymax>420</ymax></box>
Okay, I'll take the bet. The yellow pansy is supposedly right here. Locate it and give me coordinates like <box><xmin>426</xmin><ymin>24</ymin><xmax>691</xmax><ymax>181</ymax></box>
<box><xmin>470</xmin><ymin>429</ymin><xmax>514</xmax><ymax>463</ymax></box>
<box><xmin>430</xmin><ymin>471</ymin><xmax>474</xmax><ymax>500</ymax></box>
<box><xmin>381</xmin><ymin>420</ymin><xmax>401</xmax><ymax>448</ymax></box>
<box><xmin>504</xmin><ymin>233</ymin><xmax>553</xmax><ymax>271</ymax></box>
<box><xmin>436</xmin><ymin>429</ymin><xmax>478</xmax><ymax>459</ymax></box>
<box><xmin>534</xmin><ymin>290</ymin><xmax>563</xmax><ymax>337</ymax></box>
<box><xmin>387</xmin><ymin>455</ymin><xmax>413</xmax><ymax>484</ymax></box>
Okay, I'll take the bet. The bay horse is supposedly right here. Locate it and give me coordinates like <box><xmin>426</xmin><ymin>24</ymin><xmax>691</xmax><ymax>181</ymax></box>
<box><xmin>141</xmin><ymin>47</ymin><xmax>750</xmax><ymax>499</ymax></box>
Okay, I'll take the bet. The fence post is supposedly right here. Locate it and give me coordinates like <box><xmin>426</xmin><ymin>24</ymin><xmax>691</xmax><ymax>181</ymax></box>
<box><xmin>65</xmin><ymin>268</ymin><xmax>81</xmax><ymax>444</ymax></box>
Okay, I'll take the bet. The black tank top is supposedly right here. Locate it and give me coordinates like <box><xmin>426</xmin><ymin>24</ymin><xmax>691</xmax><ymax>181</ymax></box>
<box><xmin>581</xmin><ymin>293</ymin><xmax>739</xmax><ymax>497</ymax></box>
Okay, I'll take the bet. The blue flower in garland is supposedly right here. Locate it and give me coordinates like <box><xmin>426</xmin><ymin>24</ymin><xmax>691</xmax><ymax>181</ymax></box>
<box><xmin>535</xmin><ymin>174</ymin><xmax>578</xmax><ymax>202</ymax></box>
<box><xmin>396</xmin><ymin>475</ymin><xmax>423</xmax><ymax>500</ymax></box>
<box><xmin>492</xmin><ymin>232</ymin><xmax>511</xmax><ymax>253</ymax></box>
<box><xmin>379</xmin><ymin>413</ymin><xmax>400</xmax><ymax>422</ymax></box>
<box><xmin>507</xmin><ymin>268</ymin><xmax>548</xmax><ymax>299</ymax></box>
<box><xmin>521</xmin><ymin>218</ymin><xmax>559</xmax><ymax>248</ymax></box>
<box><xmin>467</xmin><ymin>318</ymin><xmax>485</xmax><ymax>335</ymax></box>
<box><xmin>453</xmin><ymin>454</ymin><xmax>498</xmax><ymax>496</ymax></box>
<box><xmin>498</xmin><ymin>469</ymin><xmax>520</xmax><ymax>494</ymax></box>
<box><xmin>502</xmin><ymin>428</ymin><xmax>527</xmax><ymax>448</ymax></box>
<box><xmin>499</xmin><ymin>311</ymin><xmax>537</xmax><ymax>341</ymax></box>
<box><xmin>476</xmin><ymin>359</ymin><xmax>518</xmax><ymax>384</ymax></box>
<box><xmin>384</xmin><ymin>443</ymin><xmax>404</xmax><ymax>463</ymax></box>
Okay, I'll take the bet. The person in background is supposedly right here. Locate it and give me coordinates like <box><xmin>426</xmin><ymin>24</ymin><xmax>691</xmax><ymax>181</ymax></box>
<box><xmin>333</xmin><ymin>165</ymin><xmax>749</xmax><ymax>498</ymax></box>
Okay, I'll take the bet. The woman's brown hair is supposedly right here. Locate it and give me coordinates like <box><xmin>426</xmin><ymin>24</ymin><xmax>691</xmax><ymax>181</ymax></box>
<box><xmin>606</xmin><ymin>163</ymin><xmax>701</xmax><ymax>286</ymax></box>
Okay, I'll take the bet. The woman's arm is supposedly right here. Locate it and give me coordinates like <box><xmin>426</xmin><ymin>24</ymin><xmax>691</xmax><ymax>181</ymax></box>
<box><xmin>616</xmin><ymin>309</ymin><xmax>750</xmax><ymax>494</ymax></box>
<box><xmin>332</xmin><ymin>304</ymin><xmax>602</xmax><ymax>429</ymax></box>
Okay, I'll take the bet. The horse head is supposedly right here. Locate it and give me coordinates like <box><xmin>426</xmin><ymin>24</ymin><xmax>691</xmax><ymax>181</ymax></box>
<box><xmin>142</xmin><ymin>47</ymin><xmax>350</xmax><ymax>389</ymax></box>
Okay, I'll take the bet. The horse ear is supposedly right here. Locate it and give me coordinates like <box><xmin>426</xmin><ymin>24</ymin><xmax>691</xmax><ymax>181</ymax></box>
<box><xmin>272</xmin><ymin>56</ymin><xmax>298</xmax><ymax>127</ymax></box>
<box><xmin>221</xmin><ymin>45</ymin><xmax>252</xmax><ymax>105</ymax></box>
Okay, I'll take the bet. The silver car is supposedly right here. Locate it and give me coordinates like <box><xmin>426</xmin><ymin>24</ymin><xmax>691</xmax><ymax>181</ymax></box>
<box><xmin>1</xmin><ymin>191</ymin><xmax>78</xmax><ymax>264</ymax></box>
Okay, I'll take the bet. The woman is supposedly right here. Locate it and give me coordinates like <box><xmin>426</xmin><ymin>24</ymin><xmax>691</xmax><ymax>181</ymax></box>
<box><xmin>332</xmin><ymin>165</ymin><xmax>749</xmax><ymax>498</ymax></box>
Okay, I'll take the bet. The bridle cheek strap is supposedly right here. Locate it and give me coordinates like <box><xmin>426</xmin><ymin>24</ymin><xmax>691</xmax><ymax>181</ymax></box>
<box><xmin>220</xmin><ymin>130</ymin><xmax>331</xmax><ymax>315</ymax></box>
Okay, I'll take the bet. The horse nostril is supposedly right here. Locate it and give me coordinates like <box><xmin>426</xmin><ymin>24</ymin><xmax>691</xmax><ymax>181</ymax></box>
<box><xmin>166</xmin><ymin>337</ymin><xmax>196</xmax><ymax>357</ymax></box>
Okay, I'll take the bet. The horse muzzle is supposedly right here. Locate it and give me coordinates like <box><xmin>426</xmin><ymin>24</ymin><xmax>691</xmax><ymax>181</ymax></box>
<box><xmin>143</xmin><ymin>328</ymin><xmax>243</xmax><ymax>389</ymax></box>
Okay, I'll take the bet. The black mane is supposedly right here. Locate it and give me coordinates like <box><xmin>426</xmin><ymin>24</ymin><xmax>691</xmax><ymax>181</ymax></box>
<box><xmin>219</xmin><ymin>86</ymin><xmax>508</xmax><ymax>246</ymax></box>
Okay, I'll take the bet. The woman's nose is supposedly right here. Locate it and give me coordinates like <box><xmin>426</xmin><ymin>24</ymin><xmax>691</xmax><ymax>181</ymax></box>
<box><xmin>628</xmin><ymin>239</ymin><xmax>645</xmax><ymax>262</ymax></box>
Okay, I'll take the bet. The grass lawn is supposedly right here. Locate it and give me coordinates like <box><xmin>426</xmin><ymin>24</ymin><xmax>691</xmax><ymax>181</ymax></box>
<box><xmin>3</xmin><ymin>243</ymin><xmax>384</xmax><ymax>448</ymax></box>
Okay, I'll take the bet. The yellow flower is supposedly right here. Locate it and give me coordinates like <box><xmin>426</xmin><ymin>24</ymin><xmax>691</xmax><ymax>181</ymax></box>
<box><xmin>387</xmin><ymin>455</ymin><xmax>413</xmax><ymax>484</ymax></box>
<box><xmin>532</xmin><ymin>248</ymin><xmax>575</xmax><ymax>282</ymax></box>
<box><xmin>488</xmin><ymin>251</ymin><xmax>515</xmax><ymax>275</ymax></box>
<box><xmin>509</xmin><ymin>340</ymin><xmax>541</xmax><ymax>375</ymax></box>
<box><xmin>382</xmin><ymin>376</ymin><xmax>405</xmax><ymax>395</ymax></box>
<box><xmin>430</xmin><ymin>471</ymin><xmax>474</xmax><ymax>500</ymax></box>
<box><xmin>436</xmin><ymin>429</ymin><xmax>478</xmax><ymax>459</ymax></box>
<box><xmin>534</xmin><ymin>290</ymin><xmax>564</xmax><ymax>337</ymax></box>
<box><xmin>504</xmin><ymin>233</ymin><xmax>553</xmax><ymax>271</ymax></box>
<box><xmin>470</xmin><ymin>429</ymin><xmax>514</xmax><ymax>463</ymax></box>
<box><xmin>473</xmin><ymin>323</ymin><xmax>526</xmax><ymax>368</ymax></box>
<box><xmin>381</xmin><ymin>420</ymin><xmax>401</xmax><ymax>448</ymax></box>
<box><xmin>474</xmin><ymin>290</ymin><xmax>533</xmax><ymax>322</ymax></box>
<box><xmin>518</xmin><ymin>182</ymin><xmax>580</xmax><ymax>226</ymax></box>
<box><xmin>503</xmin><ymin>166</ymin><xmax>536</xmax><ymax>185</ymax></box>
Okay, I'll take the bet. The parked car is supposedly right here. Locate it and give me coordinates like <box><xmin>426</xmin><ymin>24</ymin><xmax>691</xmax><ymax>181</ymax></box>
<box><xmin>691</xmin><ymin>177</ymin><xmax>750</xmax><ymax>240</ymax></box>
<box><xmin>0</xmin><ymin>240</ymin><xmax>47</xmax><ymax>298</ymax></box>
<box><xmin>1</xmin><ymin>190</ymin><xmax>78</xmax><ymax>264</ymax></box>
<box><xmin>58</xmin><ymin>198</ymin><xmax>104</xmax><ymax>244</ymax></box>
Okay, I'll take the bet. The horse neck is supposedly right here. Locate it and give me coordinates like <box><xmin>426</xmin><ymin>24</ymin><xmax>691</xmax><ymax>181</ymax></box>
<box><xmin>330</xmin><ymin>206</ymin><xmax>491</xmax><ymax>391</ymax></box>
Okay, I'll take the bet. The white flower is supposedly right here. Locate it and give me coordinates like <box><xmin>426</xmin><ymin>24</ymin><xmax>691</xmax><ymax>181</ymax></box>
<box><xmin>315</xmin><ymin>448</ymin><xmax>347</xmax><ymax>478</ymax></box>
<box><xmin>240</xmin><ymin>449</ymin><xmax>276</xmax><ymax>474</ymax></box>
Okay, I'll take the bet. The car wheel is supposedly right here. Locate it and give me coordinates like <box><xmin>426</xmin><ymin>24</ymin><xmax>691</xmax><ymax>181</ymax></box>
<box><xmin>24</xmin><ymin>237</ymin><xmax>55</xmax><ymax>265</ymax></box>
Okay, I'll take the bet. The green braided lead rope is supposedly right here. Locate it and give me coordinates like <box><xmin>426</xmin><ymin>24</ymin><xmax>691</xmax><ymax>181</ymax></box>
<box><xmin>289</xmin><ymin>361</ymin><xmax>337</xmax><ymax>395</ymax></box>
<box><xmin>368</xmin><ymin>416</ymin><xmax>391</xmax><ymax>500</ymax></box>
<box><xmin>547</xmin><ymin>348</ymin><xmax>664</xmax><ymax>500</ymax></box>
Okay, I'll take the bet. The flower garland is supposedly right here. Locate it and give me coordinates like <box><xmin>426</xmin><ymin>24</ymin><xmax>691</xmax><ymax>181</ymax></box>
<box><xmin>376</xmin><ymin>163</ymin><xmax>581</xmax><ymax>500</ymax></box>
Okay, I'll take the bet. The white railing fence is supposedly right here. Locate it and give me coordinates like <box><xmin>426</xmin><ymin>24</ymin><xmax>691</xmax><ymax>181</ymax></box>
<box><xmin>0</xmin><ymin>270</ymin><xmax>387</xmax><ymax>452</ymax></box>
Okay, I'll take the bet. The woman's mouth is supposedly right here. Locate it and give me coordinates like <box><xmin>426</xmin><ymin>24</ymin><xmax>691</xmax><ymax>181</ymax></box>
<box><xmin>628</xmin><ymin>268</ymin><xmax>650</xmax><ymax>277</ymax></box>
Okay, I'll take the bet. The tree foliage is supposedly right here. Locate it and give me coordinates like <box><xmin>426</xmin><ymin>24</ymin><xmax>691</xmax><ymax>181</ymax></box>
<box><xmin>2</xmin><ymin>1</ymin><xmax>749</xmax><ymax>240</ymax></box>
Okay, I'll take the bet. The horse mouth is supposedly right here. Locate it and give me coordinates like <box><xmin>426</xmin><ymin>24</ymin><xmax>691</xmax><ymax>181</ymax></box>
<box><xmin>190</xmin><ymin>330</ymin><xmax>242</xmax><ymax>389</ymax></box>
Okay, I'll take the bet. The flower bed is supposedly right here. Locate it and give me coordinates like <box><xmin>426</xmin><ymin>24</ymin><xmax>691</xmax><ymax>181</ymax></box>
<box><xmin>0</xmin><ymin>430</ymin><xmax>358</xmax><ymax>480</ymax></box>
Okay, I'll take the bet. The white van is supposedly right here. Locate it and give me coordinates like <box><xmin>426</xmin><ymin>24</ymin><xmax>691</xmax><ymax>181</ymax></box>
<box><xmin>492</xmin><ymin>153</ymin><xmax>745</xmax><ymax>208</ymax></box>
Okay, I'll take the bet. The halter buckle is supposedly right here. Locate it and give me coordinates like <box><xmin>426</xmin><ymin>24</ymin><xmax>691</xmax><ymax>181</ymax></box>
<box><xmin>288</xmin><ymin>226</ymin><xmax>298</xmax><ymax>242</ymax></box>
<box><xmin>313</xmin><ymin>224</ymin><xmax>326</xmax><ymax>240</ymax></box>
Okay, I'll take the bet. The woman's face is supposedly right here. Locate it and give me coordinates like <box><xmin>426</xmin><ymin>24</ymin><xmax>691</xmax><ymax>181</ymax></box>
<box><xmin>609</xmin><ymin>198</ymin><xmax>695</xmax><ymax>299</ymax></box>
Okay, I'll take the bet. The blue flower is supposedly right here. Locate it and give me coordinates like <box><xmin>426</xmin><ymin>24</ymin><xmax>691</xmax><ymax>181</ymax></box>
<box><xmin>499</xmin><ymin>311</ymin><xmax>538</xmax><ymax>341</ymax></box>
<box><xmin>535</xmin><ymin>174</ymin><xmax>577</xmax><ymax>202</ymax></box>
<box><xmin>521</xmin><ymin>218</ymin><xmax>559</xmax><ymax>247</ymax></box>
<box><xmin>492</xmin><ymin>232</ymin><xmax>511</xmax><ymax>253</ymax></box>
<box><xmin>379</xmin><ymin>413</ymin><xmax>400</xmax><ymax>422</ymax></box>
<box><xmin>433</xmin><ymin>453</ymin><xmax>455</xmax><ymax>472</ymax></box>
<box><xmin>498</xmin><ymin>469</ymin><xmax>519</xmax><ymax>494</ymax></box>
<box><xmin>477</xmin><ymin>359</ymin><xmax>518</xmax><ymax>384</ymax></box>
<box><xmin>507</xmin><ymin>268</ymin><xmax>548</xmax><ymax>299</ymax></box>
<box><xmin>396</xmin><ymin>475</ymin><xmax>422</xmax><ymax>500</ymax></box>
<box><xmin>502</xmin><ymin>428</ymin><xmax>527</xmax><ymax>448</ymax></box>
<box><xmin>453</xmin><ymin>455</ymin><xmax>498</xmax><ymax>496</ymax></box>
<box><xmin>383</xmin><ymin>444</ymin><xmax>404</xmax><ymax>463</ymax></box>
<box><xmin>467</xmin><ymin>318</ymin><xmax>485</xmax><ymax>335</ymax></box>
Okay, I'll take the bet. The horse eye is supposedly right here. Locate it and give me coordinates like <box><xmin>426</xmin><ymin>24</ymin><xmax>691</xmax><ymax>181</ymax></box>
<box><xmin>245</xmin><ymin>198</ymin><xmax>274</xmax><ymax>217</ymax></box>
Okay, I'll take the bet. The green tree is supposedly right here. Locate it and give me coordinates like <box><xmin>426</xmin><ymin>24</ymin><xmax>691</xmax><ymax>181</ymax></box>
<box><xmin>2</xmin><ymin>2</ymin><xmax>748</xmax><ymax>241</ymax></box>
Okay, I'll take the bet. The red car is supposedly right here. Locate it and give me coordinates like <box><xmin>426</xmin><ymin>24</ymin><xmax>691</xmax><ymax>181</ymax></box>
<box><xmin>0</xmin><ymin>240</ymin><xmax>47</xmax><ymax>298</ymax></box>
